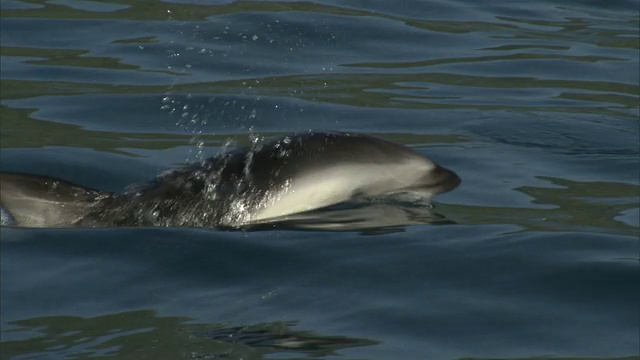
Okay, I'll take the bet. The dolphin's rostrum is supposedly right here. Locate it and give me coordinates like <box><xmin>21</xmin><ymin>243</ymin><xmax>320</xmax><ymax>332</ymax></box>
<box><xmin>0</xmin><ymin>132</ymin><xmax>460</xmax><ymax>229</ymax></box>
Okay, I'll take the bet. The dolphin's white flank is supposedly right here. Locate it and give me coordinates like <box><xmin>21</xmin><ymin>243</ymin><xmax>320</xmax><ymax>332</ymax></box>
<box><xmin>0</xmin><ymin>132</ymin><xmax>460</xmax><ymax>229</ymax></box>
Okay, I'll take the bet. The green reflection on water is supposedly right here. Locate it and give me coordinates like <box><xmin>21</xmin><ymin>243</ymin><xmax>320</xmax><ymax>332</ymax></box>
<box><xmin>5</xmin><ymin>310</ymin><xmax>633</xmax><ymax>359</ymax></box>
<box><xmin>345</xmin><ymin>53</ymin><xmax>627</xmax><ymax>69</ymax></box>
<box><xmin>2</xmin><ymin>0</ymin><xmax>638</xmax><ymax>116</ymax></box>
<box><xmin>495</xmin><ymin>15</ymin><xmax>640</xmax><ymax>50</ymax></box>
<box><xmin>2</xmin><ymin>46</ymin><xmax>138</xmax><ymax>70</ymax></box>
<box><xmin>0</xmin><ymin>0</ymin><xmax>390</xmax><ymax>21</ymax></box>
<box><xmin>2</xmin><ymin>72</ymin><xmax>637</xmax><ymax>118</ymax></box>
<box><xmin>0</xmin><ymin>105</ymin><xmax>464</xmax><ymax>153</ymax></box>
<box><xmin>111</xmin><ymin>36</ymin><xmax>158</xmax><ymax>44</ymax></box>
<box><xmin>1</xmin><ymin>310</ymin><xmax>377</xmax><ymax>359</ymax></box>
<box><xmin>443</xmin><ymin>176</ymin><xmax>639</xmax><ymax>236</ymax></box>
<box><xmin>3</xmin><ymin>0</ymin><xmax>638</xmax><ymax>51</ymax></box>
<box><xmin>0</xmin><ymin>105</ymin><xmax>227</xmax><ymax>155</ymax></box>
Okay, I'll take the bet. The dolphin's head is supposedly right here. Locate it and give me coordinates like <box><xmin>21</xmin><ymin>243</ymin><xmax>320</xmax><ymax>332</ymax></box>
<box><xmin>244</xmin><ymin>133</ymin><xmax>461</xmax><ymax>222</ymax></box>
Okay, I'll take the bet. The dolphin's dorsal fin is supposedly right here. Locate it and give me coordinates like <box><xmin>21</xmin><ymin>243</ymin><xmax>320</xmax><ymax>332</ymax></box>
<box><xmin>0</xmin><ymin>173</ymin><xmax>107</xmax><ymax>227</ymax></box>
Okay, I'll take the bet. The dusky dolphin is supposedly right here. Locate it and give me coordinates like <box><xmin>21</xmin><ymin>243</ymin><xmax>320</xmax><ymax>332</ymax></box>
<box><xmin>0</xmin><ymin>132</ymin><xmax>460</xmax><ymax>229</ymax></box>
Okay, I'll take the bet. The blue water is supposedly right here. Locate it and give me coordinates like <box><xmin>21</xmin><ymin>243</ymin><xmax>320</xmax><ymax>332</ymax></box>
<box><xmin>1</xmin><ymin>1</ymin><xmax>638</xmax><ymax>359</ymax></box>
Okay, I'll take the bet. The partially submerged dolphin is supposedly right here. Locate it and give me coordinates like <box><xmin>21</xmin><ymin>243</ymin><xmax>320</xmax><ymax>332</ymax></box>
<box><xmin>0</xmin><ymin>132</ymin><xmax>460</xmax><ymax>228</ymax></box>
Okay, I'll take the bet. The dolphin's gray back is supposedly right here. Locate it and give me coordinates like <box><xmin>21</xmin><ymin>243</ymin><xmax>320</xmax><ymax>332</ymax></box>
<box><xmin>247</xmin><ymin>132</ymin><xmax>431</xmax><ymax>183</ymax></box>
<box><xmin>76</xmin><ymin>167</ymin><xmax>221</xmax><ymax>227</ymax></box>
<box><xmin>0</xmin><ymin>173</ymin><xmax>105</xmax><ymax>227</ymax></box>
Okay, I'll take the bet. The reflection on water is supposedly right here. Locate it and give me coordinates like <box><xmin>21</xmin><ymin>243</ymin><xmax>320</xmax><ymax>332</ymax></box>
<box><xmin>249</xmin><ymin>203</ymin><xmax>452</xmax><ymax>235</ymax></box>
<box><xmin>2</xmin><ymin>0</ymin><xmax>637</xmax><ymax>118</ymax></box>
<box><xmin>0</xmin><ymin>105</ymin><xmax>229</xmax><ymax>154</ymax></box>
<box><xmin>2</xmin><ymin>46</ymin><xmax>139</xmax><ymax>70</ymax></box>
<box><xmin>445</xmin><ymin>176</ymin><xmax>639</xmax><ymax>236</ymax></box>
<box><xmin>2</xmin><ymin>310</ymin><xmax>378</xmax><ymax>359</ymax></box>
<box><xmin>9</xmin><ymin>309</ymin><xmax>633</xmax><ymax>360</ymax></box>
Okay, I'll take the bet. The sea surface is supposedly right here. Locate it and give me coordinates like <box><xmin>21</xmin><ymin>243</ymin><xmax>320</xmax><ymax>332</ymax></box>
<box><xmin>1</xmin><ymin>1</ymin><xmax>639</xmax><ymax>359</ymax></box>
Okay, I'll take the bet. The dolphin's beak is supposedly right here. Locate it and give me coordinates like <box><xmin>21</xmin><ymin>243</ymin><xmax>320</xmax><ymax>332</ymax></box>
<box><xmin>429</xmin><ymin>165</ymin><xmax>461</xmax><ymax>194</ymax></box>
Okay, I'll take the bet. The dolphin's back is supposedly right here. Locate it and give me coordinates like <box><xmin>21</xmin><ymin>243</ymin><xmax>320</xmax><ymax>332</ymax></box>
<box><xmin>216</xmin><ymin>132</ymin><xmax>435</xmax><ymax>195</ymax></box>
<box><xmin>0</xmin><ymin>173</ymin><xmax>105</xmax><ymax>227</ymax></box>
<box><xmin>249</xmin><ymin>132</ymin><xmax>433</xmax><ymax>180</ymax></box>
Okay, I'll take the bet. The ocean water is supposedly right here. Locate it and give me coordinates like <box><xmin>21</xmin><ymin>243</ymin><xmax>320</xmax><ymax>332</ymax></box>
<box><xmin>1</xmin><ymin>0</ymin><xmax>639</xmax><ymax>359</ymax></box>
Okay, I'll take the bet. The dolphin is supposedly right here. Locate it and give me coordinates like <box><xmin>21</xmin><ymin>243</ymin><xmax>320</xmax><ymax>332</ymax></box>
<box><xmin>0</xmin><ymin>132</ymin><xmax>460</xmax><ymax>229</ymax></box>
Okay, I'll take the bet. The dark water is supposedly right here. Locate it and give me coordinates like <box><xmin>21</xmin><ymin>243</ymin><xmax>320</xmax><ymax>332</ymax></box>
<box><xmin>1</xmin><ymin>0</ymin><xmax>639</xmax><ymax>359</ymax></box>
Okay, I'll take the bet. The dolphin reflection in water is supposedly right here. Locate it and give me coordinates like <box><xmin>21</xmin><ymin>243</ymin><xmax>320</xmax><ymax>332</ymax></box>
<box><xmin>0</xmin><ymin>132</ymin><xmax>460</xmax><ymax>230</ymax></box>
